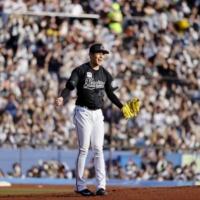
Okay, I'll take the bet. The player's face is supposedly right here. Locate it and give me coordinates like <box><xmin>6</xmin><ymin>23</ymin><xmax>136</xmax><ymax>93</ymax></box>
<box><xmin>89</xmin><ymin>52</ymin><xmax>105</xmax><ymax>66</ymax></box>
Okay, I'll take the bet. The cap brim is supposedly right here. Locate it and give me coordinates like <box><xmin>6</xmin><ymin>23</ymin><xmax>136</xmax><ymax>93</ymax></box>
<box><xmin>90</xmin><ymin>50</ymin><xmax>109</xmax><ymax>54</ymax></box>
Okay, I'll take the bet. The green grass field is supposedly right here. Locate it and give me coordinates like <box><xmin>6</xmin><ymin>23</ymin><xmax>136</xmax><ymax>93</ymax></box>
<box><xmin>0</xmin><ymin>188</ymin><xmax>72</xmax><ymax>195</ymax></box>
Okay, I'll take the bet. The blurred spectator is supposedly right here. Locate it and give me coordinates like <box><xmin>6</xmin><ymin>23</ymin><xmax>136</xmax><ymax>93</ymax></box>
<box><xmin>106</xmin><ymin>159</ymin><xmax>127</xmax><ymax>179</ymax></box>
<box><xmin>4</xmin><ymin>93</ymin><xmax>19</xmax><ymax>118</ymax></box>
<box><xmin>125</xmin><ymin>158</ymin><xmax>139</xmax><ymax>179</ymax></box>
<box><xmin>0</xmin><ymin>169</ymin><xmax>4</xmax><ymax>177</ymax></box>
<box><xmin>66</xmin><ymin>0</ymin><xmax>83</xmax><ymax>15</ymax></box>
<box><xmin>6</xmin><ymin>162</ymin><xmax>23</xmax><ymax>178</ymax></box>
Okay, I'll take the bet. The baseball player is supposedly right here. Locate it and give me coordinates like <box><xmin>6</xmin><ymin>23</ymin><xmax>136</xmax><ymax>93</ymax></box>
<box><xmin>55</xmin><ymin>43</ymin><xmax>140</xmax><ymax>196</ymax></box>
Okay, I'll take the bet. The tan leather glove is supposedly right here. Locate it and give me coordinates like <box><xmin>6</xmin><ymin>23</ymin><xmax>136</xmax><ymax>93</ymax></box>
<box><xmin>121</xmin><ymin>98</ymin><xmax>140</xmax><ymax>119</ymax></box>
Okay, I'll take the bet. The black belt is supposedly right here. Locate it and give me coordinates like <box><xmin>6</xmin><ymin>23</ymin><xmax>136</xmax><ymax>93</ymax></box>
<box><xmin>76</xmin><ymin>105</ymin><xmax>99</xmax><ymax>111</ymax></box>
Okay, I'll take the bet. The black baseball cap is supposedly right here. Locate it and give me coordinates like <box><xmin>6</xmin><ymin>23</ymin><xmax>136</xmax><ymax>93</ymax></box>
<box><xmin>89</xmin><ymin>43</ymin><xmax>109</xmax><ymax>54</ymax></box>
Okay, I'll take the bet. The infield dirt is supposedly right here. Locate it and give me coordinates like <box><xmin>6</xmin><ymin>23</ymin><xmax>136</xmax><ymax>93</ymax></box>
<box><xmin>0</xmin><ymin>184</ymin><xmax>200</xmax><ymax>200</ymax></box>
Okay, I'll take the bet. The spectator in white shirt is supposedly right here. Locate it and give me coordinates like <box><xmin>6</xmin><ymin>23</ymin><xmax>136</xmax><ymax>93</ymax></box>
<box><xmin>67</xmin><ymin>0</ymin><xmax>83</xmax><ymax>15</ymax></box>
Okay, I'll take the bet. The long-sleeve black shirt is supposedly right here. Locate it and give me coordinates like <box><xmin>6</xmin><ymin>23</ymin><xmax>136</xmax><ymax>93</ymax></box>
<box><xmin>60</xmin><ymin>62</ymin><xmax>123</xmax><ymax>109</ymax></box>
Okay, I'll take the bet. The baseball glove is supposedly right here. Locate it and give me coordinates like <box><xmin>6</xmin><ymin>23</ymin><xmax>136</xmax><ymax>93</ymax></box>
<box><xmin>121</xmin><ymin>98</ymin><xmax>140</xmax><ymax>119</ymax></box>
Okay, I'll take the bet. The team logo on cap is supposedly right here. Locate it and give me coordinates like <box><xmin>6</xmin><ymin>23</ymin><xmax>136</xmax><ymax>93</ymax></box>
<box><xmin>100</xmin><ymin>45</ymin><xmax>104</xmax><ymax>50</ymax></box>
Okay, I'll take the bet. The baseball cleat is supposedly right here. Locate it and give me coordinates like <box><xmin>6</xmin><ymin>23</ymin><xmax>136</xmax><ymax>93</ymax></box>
<box><xmin>96</xmin><ymin>188</ymin><xmax>107</xmax><ymax>196</ymax></box>
<box><xmin>75</xmin><ymin>189</ymin><xmax>95</xmax><ymax>196</ymax></box>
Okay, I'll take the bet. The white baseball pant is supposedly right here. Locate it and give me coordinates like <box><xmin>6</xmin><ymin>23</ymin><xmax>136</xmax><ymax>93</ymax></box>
<box><xmin>73</xmin><ymin>106</ymin><xmax>106</xmax><ymax>192</ymax></box>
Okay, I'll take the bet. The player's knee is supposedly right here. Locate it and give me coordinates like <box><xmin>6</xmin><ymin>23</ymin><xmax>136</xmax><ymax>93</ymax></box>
<box><xmin>80</xmin><ymin>147</ymin><xmax>89</xmax><ymax>155</ymax></box>
<box><xmin>92</xmin><ymin>145</ymin><xmax>103</xmax><ymax>156</ymax></box>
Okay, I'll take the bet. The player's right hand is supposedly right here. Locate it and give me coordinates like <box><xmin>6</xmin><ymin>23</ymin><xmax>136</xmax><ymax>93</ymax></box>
<box><xmin>55</xmin><ymin>97</ymin><xmax>63</xmax><ymax>106</ymax></box>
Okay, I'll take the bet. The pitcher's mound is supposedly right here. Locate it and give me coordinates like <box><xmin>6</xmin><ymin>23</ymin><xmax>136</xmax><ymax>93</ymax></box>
<box><xmin>0</xmin><ymin>184</ymin><xmax>200</xmax><ymax>200</ymax></box>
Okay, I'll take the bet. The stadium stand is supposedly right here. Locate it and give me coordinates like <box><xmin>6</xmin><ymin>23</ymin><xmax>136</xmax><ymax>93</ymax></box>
<box><xmin>0</xmin><ymin>0</ymin><xmax>200</xmax><ymax>181</ymax></box>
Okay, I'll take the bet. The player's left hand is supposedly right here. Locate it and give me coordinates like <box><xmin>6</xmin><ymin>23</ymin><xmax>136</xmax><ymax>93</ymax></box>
<box><xmin>121</xmin><ymin>98</ymin><xmax>140</xmax><ymax>119</ymax></box>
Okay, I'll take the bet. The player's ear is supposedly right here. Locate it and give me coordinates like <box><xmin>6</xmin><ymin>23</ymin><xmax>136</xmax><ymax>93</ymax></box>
<box><xmin>89</xmin><ymin>53</ymin><xmax>93</xmax><ymax>59</ymax></box>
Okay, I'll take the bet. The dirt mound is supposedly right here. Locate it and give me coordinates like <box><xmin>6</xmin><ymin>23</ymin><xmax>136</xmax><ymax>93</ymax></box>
<box><xmin>0</xmin><ymin>184</ymin><xmax>199</xmax><ymax>200</ymax></box>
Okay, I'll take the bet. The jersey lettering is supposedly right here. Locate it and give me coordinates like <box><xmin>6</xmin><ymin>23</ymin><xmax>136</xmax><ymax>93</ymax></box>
<box><xmin>83</xmin><ymin>78</ymin><xmax>105</xmax><ymax>90</ymax></box>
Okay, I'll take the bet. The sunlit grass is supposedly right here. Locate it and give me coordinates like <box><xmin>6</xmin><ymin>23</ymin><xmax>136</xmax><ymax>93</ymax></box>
<box><xmin>0</xmin><ymin>188</ymin><xmax>73</xmax><ymax>195</ymax></box>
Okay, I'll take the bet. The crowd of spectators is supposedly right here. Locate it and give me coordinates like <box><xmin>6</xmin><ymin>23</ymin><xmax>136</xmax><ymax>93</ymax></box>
<box><xmin>110</xmin><ymin>154</ymin><xmax>200</xmax><ymax>181</ymax></box>
<box><xmin>1</xmin><ymin>153</ymin><xmax>200</xmax><ymax>181</ymax></box>
<box><xmin>0</xmin><ymin>0</ymin><xmax>200</xmax><ymax>166</ymax></box>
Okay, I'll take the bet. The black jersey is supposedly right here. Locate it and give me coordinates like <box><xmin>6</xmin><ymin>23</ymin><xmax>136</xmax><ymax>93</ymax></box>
<box><xmin>66</xmin><ymin>62</ymin><xmax>118</xmax><ymax>110</ymax></box>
